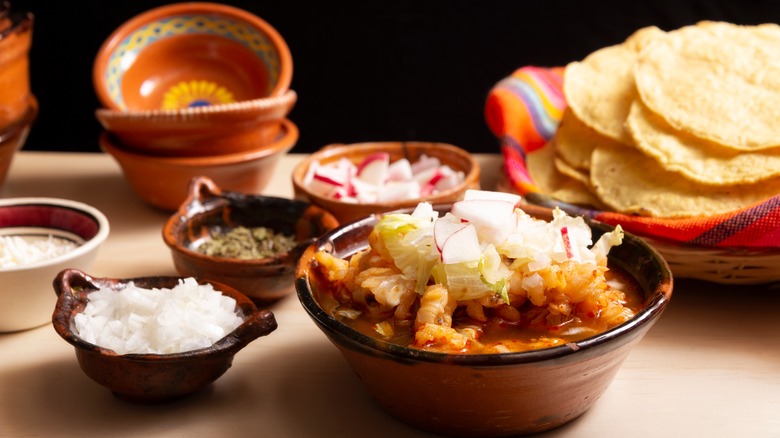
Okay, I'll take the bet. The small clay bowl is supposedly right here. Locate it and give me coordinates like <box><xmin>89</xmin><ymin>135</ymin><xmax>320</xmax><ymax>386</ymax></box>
<box><xmin>94</xmin><ymin>90</ymin><xmax>297</xmax><ymax>157</ymax></box>
<box><xmin>100</xmin><ymin>118</ymin><xmax>298</xmax><ymax>212</ymax></box>
<box><xmin>52</xmin><ymin>268</ymin><xmax>277</xmax><ymax>403</ymax></box>
<box><xmin>291</xmin><ymin>141</ymin><xmax>480</xmax><ymax>224</ymax></box>
<box><xmin>163</xmin><ymin>176</ymin><xmax>339</xmax><ymax>305</ymax></box>
<box><xmin>93</xmin><ymin>2</ymin><xmax>292</xmax><ymax>111</ymax></box>
<box><xmin>0</xmin><ymin>196</ymin><xmax>108</xmax><ymax>332</ymax></box>
<box><xmin>295</xmin><ymin>203</ymin><xmax>673</xmax><ymax>436</ymax></box>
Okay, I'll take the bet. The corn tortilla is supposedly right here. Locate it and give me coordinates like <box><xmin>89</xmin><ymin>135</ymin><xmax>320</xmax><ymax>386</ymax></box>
<box><xmin>634</xmin><ymin>21</ymin><xmax>780</xmax><ymax>150</ymax></box>
<box><xmin>554</xmin><ymin>108</ymin><xmax>625</xmax><ymax>171</ymax></box>
<box><xmin>563</xmin><ymin>26</ymin><xmax>664</xmax><ymax>144</ymax></box>
<box><xmin>626</xmin><ymin>99</ymin><xmax>780</xmax><ymax>185</ymax></box>
<box><xmin>527</xmin><ymin>140</ymin><xmax>604</xmax><ymax>208</ymax></box>
<box><xmin>590</xmin><ymin>141</ymin><xmax>780</xmax><ymax>217</ymax></box>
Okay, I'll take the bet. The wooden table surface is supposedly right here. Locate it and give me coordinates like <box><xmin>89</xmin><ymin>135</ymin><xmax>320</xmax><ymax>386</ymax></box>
<box><xmin>1</xmin><ymin>151</ymin><xmax>778</xmax><ymax>437</ymax></box>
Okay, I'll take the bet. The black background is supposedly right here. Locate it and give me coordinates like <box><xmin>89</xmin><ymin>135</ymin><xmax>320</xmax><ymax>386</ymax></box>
<box><xmin>9</xmin><ymin>0</ymin><xmax>780</xmax><ymax>154</ymax></box>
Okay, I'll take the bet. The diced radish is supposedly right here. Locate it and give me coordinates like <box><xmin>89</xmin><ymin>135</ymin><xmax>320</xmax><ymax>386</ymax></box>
<box><xmin>451</xmin><ymin>199</ymin><xmax>518</xmax><ymax>245</ymax></box>
<box><xmin>303</xmin><ymin>153</ymin><xmax>465</xmax><ymax>204</ymax></box>
<box><xmin>308</xmin><ymin>169</ymin><xmax>346</xmax><ymax>197</ymax></box>
<box><xmin>302</xmin><ymin>160</ymin><xmax>320</xmax><ymax>186</ymax></box>
<box><xmin>413</xmin><ymin>167</ymin><xmax>440</xmax><ymax>186</ymax></box>
<box><xmin>464</xmin><ymin>189</ymin><xmax>521</xmax><ymax>206</ymax></box>
<box><xmin>377</xmin><ymin>181</ymin><xmax>420</xmax><ymax>202</ymax></box>
<box><xmin>434</xmin><ymin>214</ymin><xmax>467</xmax><ymax>251</ymax></box>
<box><xmin>440</xmin><ymin>223</ymin><xmax>481</xmax><ymax>264</ymax></box>
<box><xmin>434</xmin><ymin>171</ymin><xmax>464</xmax><ymax>192</ymax></box>
<box><xmin>356</xmin><ymin>152</ymin><xmax>390</xmax><ymax>186</ymax></box>
<box><xmin>410</xmin><ymin>154</ymin><xmax>441</xmax><ymax>175</ymax></box>
<box><xmin>387</xmin><ymin>158</ymin><xmax>413</xmax><ymax>182</ymax></box>
<box><xmin>560</xmin><ymin>227</ymin><xmax>574</xmax><ymax>259</ymax></box>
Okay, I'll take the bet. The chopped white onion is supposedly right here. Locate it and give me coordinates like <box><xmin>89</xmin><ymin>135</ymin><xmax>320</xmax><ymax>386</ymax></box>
<box><xmin>74</xmin><ymin>278</ymin><xmax>244</xmax><ymax>355</ymax></box>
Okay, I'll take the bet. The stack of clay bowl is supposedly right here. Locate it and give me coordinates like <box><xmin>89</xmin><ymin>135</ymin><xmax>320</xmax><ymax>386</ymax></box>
<box><xmin>93</xmin><ymin>2</ymin><xmax>297</xmax><ymax>211</ymax></box>
<box><xmin>0</xmin><ymin>2</ymin><xmax>37</xmax><ymax>191</ymax></box>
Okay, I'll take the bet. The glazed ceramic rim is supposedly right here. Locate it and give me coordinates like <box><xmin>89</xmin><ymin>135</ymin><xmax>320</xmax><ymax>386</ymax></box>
<box><xmin>162</xmin><ymin>193</ymin><xmax>327</xmax><ymax>267</ymax></box>
<box><xmin>0</xmin><ymin>197</ymin><xmax>110</xmax><ymax>272</ymax></box>
<box><xmin>93</xmin><ymin>1</ymin><xmax>293</xmax><ymax>111</ymax></box>
<box><xmin>95</xmin><ymin>90</ymin><xmax>297</xmax><ymax>122</ymax></box>
<box><xmin>296</xmin><ymin>209</ymin><xmax>673</xmax><ymax>366</ymax></box>
<box><xmin>291</xmin><ymin>142</ymin><xmax>481</xmax><ymax>211</ymax></box>
<box><xmin>99</xmin><ymin>117</ymin><xmax>298</xmax><ymax>165</ymax></box>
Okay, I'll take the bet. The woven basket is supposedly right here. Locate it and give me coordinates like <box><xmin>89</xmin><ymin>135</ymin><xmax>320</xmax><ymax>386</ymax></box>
<box><xmin>496</xmin><ymin>171</ymin><xmax>780</xmax><ymax>285</ymax></box>
<box><xmin>640</xmin><ymin>236</ymin><xmax>780</xmax><ymax>285</ymax></box>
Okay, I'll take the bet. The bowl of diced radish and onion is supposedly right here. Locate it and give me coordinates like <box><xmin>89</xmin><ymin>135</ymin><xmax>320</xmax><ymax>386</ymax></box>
<box><xmin>291</xmin><ymin>141</ymin><xmax>480</xmax><ymax>223</ymax></box>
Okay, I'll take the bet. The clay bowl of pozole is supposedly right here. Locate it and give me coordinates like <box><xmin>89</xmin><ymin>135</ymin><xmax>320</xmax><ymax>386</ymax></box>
<box><xmin>295</xmin><ymin>193</ymin><xmax>672</xmax><ymax>436</ymax></box>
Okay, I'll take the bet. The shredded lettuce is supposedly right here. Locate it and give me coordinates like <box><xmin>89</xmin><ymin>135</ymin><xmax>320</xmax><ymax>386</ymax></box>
<box><xmin>591</xmin><ymin>225</ymin><xmax>624</xmax><ymax>262</ymax></box>
<box><xmin>374</xmin><ymin>211</ymin><xmax>438</xmax><ymax>293</ymax></box>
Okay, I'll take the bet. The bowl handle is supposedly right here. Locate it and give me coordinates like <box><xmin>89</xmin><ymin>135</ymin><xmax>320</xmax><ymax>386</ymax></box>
<box><xmin>179</xmin><ymin>176</ymin><xmax>223</xmax><ymax>213</ymax></box>
<box><xmin>216</xmin><ymin>309</ymin><xmax>278</xmax><ymax>352</ymax></box>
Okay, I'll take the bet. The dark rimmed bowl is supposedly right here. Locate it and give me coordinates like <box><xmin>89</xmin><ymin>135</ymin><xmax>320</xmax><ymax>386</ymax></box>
<box><xmin>163</xmin><ymin>176</ymin><xmax>339</xmax><ymax>305</ymax></box>
<box><xmin>52</xmin><ymin>268</ymin><xmax>277</xmax><ymax>403</ymax></box>
<box><xmin>295</xmin><ymin>203</ymin><xmax>673</xmax><ymax>436</ymax></box>
<box><xmin>0</xmin><ymin>196</ymin><xmax>108</xmax><ymax>332</ymax></box>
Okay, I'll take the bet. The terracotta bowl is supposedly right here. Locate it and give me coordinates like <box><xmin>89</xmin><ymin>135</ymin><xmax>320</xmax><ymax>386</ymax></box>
<box><xmin>100</xmin><ymin>118</ymin><xmax>298</xmax><ymax>212</ymax></box>
<box><xmin>0</xmin><ymin>197</ymin><xmax>109</xmax><ymax>332</ymax></box>
<box><xmin>0</xmin><ymin>96</ymin><xmax>36</xmax><ymax>191</ymax></box>
<box><xmin>295</xmin><ymin>203</ymin><xmax>673</xmax><ymax>437</ymax></box>
<box><xmin>52</xmin><ymin>268</ymin><xmax>277</xmax><ymax>403</ymax></box>
<box><xmin>0</xmin><ymin>9</ymin><xmax>33</xmax><ymax>129</ymax></box>
<box><xmin>291</xmin><ymin>141</ymin><xmax>480</xmax><ymax>223</ymax></box>
<box><xmin>93</xmin><ymin>2</ymin><xmax>292</xmax><ymax>111</ymax></box>
<box><xmin>163</xmin><ymin>176</ymin><xmax>339</xmax><ymax>305</ymax></box>
<box><xmin>95</xmin><ymin>90</ymin><xmax>297</xmax><ymax>157</ymax></box>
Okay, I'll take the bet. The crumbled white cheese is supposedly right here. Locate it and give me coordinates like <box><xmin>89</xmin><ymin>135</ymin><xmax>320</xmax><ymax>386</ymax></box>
<box><xmin>0</xmin><ymin>235</ymin><xmax>79</xmax><ymax>268</ymax></box>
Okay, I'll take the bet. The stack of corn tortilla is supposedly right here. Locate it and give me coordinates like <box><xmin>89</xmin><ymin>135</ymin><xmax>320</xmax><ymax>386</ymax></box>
<box><xmin>530</xmin><ymin>21</ymin><xmax>780</xmax><ymax>218</ymax></box>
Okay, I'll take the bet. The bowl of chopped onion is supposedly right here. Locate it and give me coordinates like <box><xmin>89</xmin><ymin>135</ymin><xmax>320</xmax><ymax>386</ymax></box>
<box><xmin>163</xmin><ymin>176</ymin><xmax>339</xmax><ymax>305</ymax></box>
<box><xmin>295</xmin><ymin>192</ymin><xmax>673</xmax><ymax>436</ymax></box>
<box><xmin>291</xmin><ymin>141</ymin><xmax>480</xmax><ymax>224</ymax></box>
<box><xmin>0</xmin><ymin>197</ymin><xmax>109</xmax><ymax>332</ymax></box>
<box><xmin>52</xmin><ymin>268</ymin><xmax>278</xmax><ymax>403</ymax></box>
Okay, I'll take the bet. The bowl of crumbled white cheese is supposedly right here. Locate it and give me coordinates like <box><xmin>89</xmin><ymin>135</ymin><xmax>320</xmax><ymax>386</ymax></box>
<box><xmin>0</xmin><ymin>197</ymin><xmax>109</xmax><ymax>332</ymax></box>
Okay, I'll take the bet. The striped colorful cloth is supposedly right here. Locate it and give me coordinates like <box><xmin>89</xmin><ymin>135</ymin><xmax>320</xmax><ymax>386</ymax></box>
<box><xmin>485</xmin><ymin>66</ymin><xmax>780</xmax><ymax>248</ymax></box>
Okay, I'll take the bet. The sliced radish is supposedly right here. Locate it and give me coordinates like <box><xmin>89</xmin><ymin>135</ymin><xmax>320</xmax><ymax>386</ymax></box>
<box><xmin>303</xmin><ymin>153</ymin><xmax>465</xmax><ymax>204</ymax></box>
<box><xmin>434</xmin><ymin>171</ymin><xmax>464</xmax><ymax>192</ymax></box>
<box><xmin>356</xmin><ymin>152</ymin><xmax>390</xmax><ymax>186</ymax></box>
<box><xmin>451</xmin><ymin>199</ymin><xmax>518</xmax><ymax>245</ymax></box>
<box><xmin>411</xmin><ymin>154</ymin><xmax>441</xmax><ymax>175</ymax></box>
<box><xmin>440</xmin><ymin>223</ymin><xmax>481</xmax><ymax>264</ymax></box>
<box><xmin>387</xmin><ymin>158</ymin><xmax>413</xmax><ymax>182</ymax></box>
<box><xmin>434</xmin><ymin>214</ymin><xmax>467</xmax><ymax>251</ymax></box>
<box><xmin>560</xmin><ymin>227</ymin><xmax>574</xmax><ymax>259</ymax></box>
<box><xmin>464</xmin><ymin>189</ymin><xmax>521</xmax><ymax>206</ymax></box>
<box><xmin>377</xmin><ymin>181</ymin><xmax>420</xmax><ymax>202</ymax></box>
